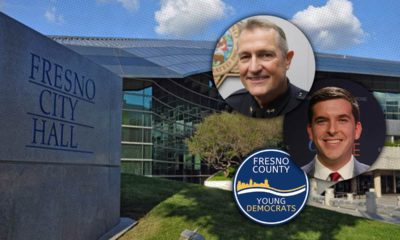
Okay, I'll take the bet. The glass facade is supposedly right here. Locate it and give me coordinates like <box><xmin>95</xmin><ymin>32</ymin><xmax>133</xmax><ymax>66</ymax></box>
<box><xmin>374</xmin><ymin>92</ymin><xmax>400</xmax><ymax>120</ymax></box>
<box><xmin>373</xmin><ymin>91</ymin><xmax>400</xmax><ymax>142</ymax></box>
<box><xmin>52</xmin><ymin>36</ymin><xmax>400</xmax><ymax>195</ymax></box>
<box><xmin>121</xmin><ymin>86</ymin><xmax>153</xmax><ymax>176</ymax></box>
<box><xmin>121</xmin><ymin>75</ymin><xmax>223</xmax><ymax>182</ymax></box>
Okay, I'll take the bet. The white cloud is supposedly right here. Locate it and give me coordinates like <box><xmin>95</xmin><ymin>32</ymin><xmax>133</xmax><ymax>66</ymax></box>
<box><xmin>44</xmin><ymin>7</ymin><xmax>65</xmax><ymax>24</ymax></box>
<box><xmin>292</xmin><ymin>0</ymin><xmax>365</xmax><ymax>50</ymax></box>
<box><xmin>155</xmin><ymin>0</ymin><xmax>233</xmax><ymax>37</ymax></box>
<box><xmin>97</xmin><ymin>0</ymin><xmax>139</xmax><ymax>11</ymax></box>
<box><xmin>117</xmin><ymin>0</ymin><xmax>139</xmax><ymax>11</ymax></box>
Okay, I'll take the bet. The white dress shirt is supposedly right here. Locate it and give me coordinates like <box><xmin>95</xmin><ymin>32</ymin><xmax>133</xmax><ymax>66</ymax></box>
<box><xmin>314</xmin><ymin>155</ymin><xmax>355</xmax><ymax>181</ymax></box>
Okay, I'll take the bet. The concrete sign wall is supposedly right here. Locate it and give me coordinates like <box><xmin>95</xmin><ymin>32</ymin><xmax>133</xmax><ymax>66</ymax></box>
<box><xmin>0</xmin><ymin>13</ymin><xmax>122</xmax><ymax>239</ymax></box>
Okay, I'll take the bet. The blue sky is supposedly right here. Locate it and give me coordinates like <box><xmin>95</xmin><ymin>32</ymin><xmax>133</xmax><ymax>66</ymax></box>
<box><xmin>1</xmin><ymin>0</ymin><xmax>400</xmax><ymax>61</ymax></box>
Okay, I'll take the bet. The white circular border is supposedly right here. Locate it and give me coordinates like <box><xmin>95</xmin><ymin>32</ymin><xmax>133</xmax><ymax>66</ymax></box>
<box><xmin>233</xmin><ymin>149</ymin><xmax>309</xmax><ymax>225</ymax></box>
<box><xmin>216</xmin><ymin>15</ymin><xmax>316</xmax><ymax>99</ymax></box>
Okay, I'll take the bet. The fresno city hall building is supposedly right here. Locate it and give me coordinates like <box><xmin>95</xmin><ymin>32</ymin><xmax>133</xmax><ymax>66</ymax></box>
<box><xmin>51</xmin><ymin>36</ymin><xmax>400</xmax><ymax>197</ymax></box>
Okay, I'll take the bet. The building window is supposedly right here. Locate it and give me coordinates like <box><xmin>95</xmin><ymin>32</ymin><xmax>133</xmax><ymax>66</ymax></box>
<box><xmin>374</xmin><ymin>91</ymin><xmax>400</xmax><ymax>120</ymax></box>
<box><xmin>121</xmin><ymin>77</ymin><xmax>224</xmax><ymax>181</ymax></box>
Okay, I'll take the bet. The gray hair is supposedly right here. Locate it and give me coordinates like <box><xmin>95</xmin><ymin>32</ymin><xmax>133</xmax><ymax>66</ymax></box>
<box><xmin>238</xmin><ymin>16</ymin><xmax>289</xmax><ymax>55</ymax></box>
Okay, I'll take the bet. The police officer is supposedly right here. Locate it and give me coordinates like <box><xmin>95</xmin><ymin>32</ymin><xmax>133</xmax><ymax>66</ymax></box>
<box><xmin>226</xmin><ymin>16</ymin><xmax>307</xmax><ymax>118</ymax></box>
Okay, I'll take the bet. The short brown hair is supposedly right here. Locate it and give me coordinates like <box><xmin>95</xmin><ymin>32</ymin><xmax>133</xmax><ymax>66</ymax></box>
<box><xmin>308</xmin><ymin>87</ymin><xmax>360</xmax><ymax>124</ymax></box>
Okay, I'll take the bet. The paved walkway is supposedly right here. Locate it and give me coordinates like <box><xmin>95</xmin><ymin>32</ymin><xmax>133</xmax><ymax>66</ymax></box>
<box><xmin>307</xmin><ymin>194</ymin><xmax>400</xmax><ymax>225</ymax></box>
<box><xmin>204</xmin><ymin>181</ymin><xmax>400</xmax><ymax>224</ymax></box>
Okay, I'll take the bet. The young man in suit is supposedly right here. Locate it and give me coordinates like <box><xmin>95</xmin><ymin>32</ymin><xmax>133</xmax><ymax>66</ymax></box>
<box><xmin>302</xmin><ymin>87</ymin><xmax>369</xmax><ymax>181</ymax></box>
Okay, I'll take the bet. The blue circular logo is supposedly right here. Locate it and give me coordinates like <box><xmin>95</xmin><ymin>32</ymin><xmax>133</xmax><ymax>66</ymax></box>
<box><xmin>233</xmin><ymin>149</ymin><xmax>309</xmax><ymax>225</ymax></box>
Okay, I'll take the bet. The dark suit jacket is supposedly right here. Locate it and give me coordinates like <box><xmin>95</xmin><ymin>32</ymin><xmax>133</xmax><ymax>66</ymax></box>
<box><xmin>301</xmin><ymin>157</ymin><xmax>369</xmax><ymax>180</ymax></box>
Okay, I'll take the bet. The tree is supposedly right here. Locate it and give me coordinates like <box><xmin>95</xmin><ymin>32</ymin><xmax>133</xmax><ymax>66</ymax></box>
<box><xmin>186</xmin><ymin>112</ymin><xmax>283</xmax><ymax>177</ymax></box>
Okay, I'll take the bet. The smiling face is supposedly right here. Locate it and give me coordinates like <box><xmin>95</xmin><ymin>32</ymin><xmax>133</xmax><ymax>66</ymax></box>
<box><xmin>238</xmin><ymin>27</ymin><xmax>293</xmax><ymax>108</ymax></box>
<box><xmin>307</xmin><ymin>98</ymin><xmax>362</xmax><ymax>170</ymax></box>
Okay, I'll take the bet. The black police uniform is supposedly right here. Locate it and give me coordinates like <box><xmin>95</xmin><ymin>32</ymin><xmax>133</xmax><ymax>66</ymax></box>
<box><xmin>225</xmin><ymin>81</ymin><xmax>307</xmax><ymax>118</ymax></box>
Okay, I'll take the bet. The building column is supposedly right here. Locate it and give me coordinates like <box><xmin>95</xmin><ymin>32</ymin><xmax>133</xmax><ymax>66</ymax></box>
<box><xmin>374</xmin><ymin>171</ymin><xmax>382</xmax><ymax>198</ymax></box>
<box><xmin>393</xmin><ymin>171</ymin><xmax>397</xmax><ymax>194</ymax></box>
<box><xmin>351</xmin><ymin>178</ymin><xmax>358</xmax><ymax>193</ymax></box>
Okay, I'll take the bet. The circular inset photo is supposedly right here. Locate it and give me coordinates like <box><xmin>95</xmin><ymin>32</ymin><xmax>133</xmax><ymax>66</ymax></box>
<box><xmin>233</xmin><ymin>149</ymin><xmax>309</xmax><ymax>225</ymax></box>
<box><xmin>212</xmin><ymin>15</ymin><xmax>315</xmax><ymax>118</ymax></box>
<box><xmin>284</xmin><ymin>79</ymin><xmax>386</xmax><ymax>182</ymax></box>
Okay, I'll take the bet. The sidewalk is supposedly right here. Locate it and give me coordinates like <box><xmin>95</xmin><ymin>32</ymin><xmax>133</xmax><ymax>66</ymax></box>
<box><xmin>307</xmin><ymin>194</ymin><xmax>400</xmax><ymax>225</ymax></box>
<box><xmin>204</xmin><ymin>180</ymin><xmax>400</xmax><ymax>224</ymax></box>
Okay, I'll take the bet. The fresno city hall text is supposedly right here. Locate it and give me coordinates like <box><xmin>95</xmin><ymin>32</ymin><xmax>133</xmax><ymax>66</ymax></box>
<box><xmin>27</xmin><ymin>53</ymin><xmax>96</xmax><ymax>153</ymax></box>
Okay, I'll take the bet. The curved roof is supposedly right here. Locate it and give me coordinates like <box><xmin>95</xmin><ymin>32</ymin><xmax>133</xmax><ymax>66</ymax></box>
<box><xmin>316</xmin><ymin>53</ymin><xmax>400</xmax><ymax>78</ymax></box>
<box><xmin>51</xmin><ymin>36</ymin><xmax>400</xmax><ymax>79</ymax></box>
<box><xmin>51</xmin><ymin>36</ymin><xmax>215</xmax><ymax>78</ymax></box>
<box><xmin>370</xmin><ymin>147</ymin><xmax>400</xmax><ymax>170</ymax></box>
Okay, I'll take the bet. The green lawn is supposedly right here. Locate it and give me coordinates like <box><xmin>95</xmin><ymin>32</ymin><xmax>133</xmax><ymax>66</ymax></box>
<box><xmin>120</xmin><ymin>174</ymin><xmax>400</xmax><ymax>240</ymax></box>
